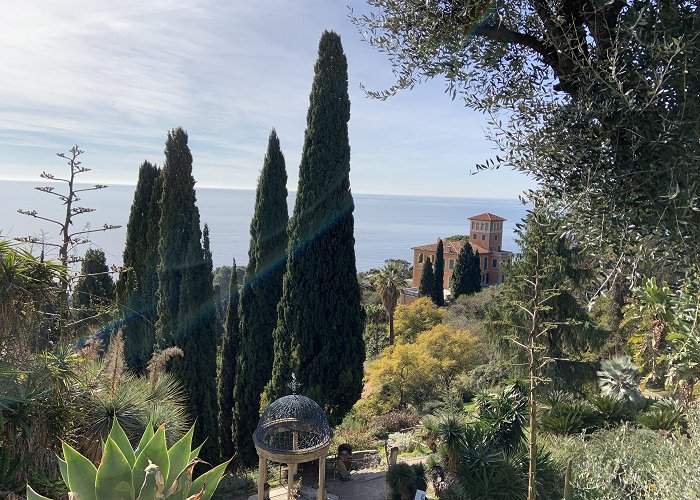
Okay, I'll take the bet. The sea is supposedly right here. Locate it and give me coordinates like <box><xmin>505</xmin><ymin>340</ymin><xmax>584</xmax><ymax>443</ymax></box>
<box><xmin>0</xmin><ymin>180</ymin><xmax>528</xmax><ymax>272</ymax></box>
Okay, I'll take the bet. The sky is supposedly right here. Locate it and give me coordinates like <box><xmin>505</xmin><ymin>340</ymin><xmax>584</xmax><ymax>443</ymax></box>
<box><xmin>0</xmin><ymin>0</ymin><xmax>537</xmax><ymax>198</ymax></box>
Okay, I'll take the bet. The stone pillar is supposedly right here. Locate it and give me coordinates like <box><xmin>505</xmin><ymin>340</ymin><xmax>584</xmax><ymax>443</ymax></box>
<box><xmin>317</xmin><ymin>456</ymin><xmax>326</xmax><ymax>500</ymax></box>
<box><xmin>258</xmin><ymin>456</ymin><xmax>267</xmax><ymax>500</ymax></box>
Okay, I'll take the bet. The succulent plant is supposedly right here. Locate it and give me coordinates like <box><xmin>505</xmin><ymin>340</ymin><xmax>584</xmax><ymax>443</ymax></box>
<box><xmin>26</xmin><ymin>419</ymin><xmax>229</xmax><ymax>500</ymax></box>
<box><xmin>597</xmin><ymin>356</ymin><xmax>645</xmax><ymax>409</ymax></box>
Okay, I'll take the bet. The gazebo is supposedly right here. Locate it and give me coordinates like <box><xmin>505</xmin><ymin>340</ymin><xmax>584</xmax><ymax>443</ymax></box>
<box><xmin>253</xmin><ymin>386</ymin><xmax>332</xmax><ymax>500</ymax></box>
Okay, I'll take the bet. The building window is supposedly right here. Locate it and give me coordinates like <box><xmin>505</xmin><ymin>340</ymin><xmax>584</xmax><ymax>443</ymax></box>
<box><xmin>449</xmin><ymin>259</ymin><xmax>454</xmax><ymax>269</ymax></box>
<box><xmin>501</xmin><ymin>274</ymin><xmax>505</xmax><ymax>283</ymax></box>
<box><xmin>484</xmin><ymin>272</ymin><xmax>489</xmax><ymax>284</ymax></box>
<box><xmin>473</xmin><ymin>233</ymin><xmax>477</xmax><ymax>240</ymax></box>
<box><xmin>498</xmin><ymin>245</ymin><xmax>501</xmax><ymax>251</ymax></box>
<box><xmin>495</xmin><ymin>234</ymin><xmax>498</xmax><ymax>240</ymax></box>
<box><xmin>418</xmin><ymin>253</ymin><xmax>423</xmax><ymax>263</ymax></box>
<box><xmin>493</xmin><ymin>258</ymin><xmax>497</xmax><ymax>268</ymax></box>
<box><xmin>481</xmin><ymin>234</ymin><xmax>486</xmax><ymax>240</ymax></box>
<box><xmin>484</xmin><ymin>257</ymin><xmax>488</xmax><ymax>269</ymax></box>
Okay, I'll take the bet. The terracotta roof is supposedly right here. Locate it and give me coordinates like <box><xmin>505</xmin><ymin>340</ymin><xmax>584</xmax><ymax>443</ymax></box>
<box><xmin>412</xmin><ymin>238</ymin><xmax>491</xmax><ymax>255</ymax></box>
<box><xmin>469</xmin><ymin>212</ymin><xmax>506</xmax><ymax>222</ymax></box>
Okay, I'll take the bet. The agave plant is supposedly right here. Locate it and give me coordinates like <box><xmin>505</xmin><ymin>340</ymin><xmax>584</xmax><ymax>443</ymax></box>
<box><xmin>597</xmin><ymin>356</ymin><xmax>645</xmax><ymax>409</ymax></box>
<box><xmin>26</xmin><ymin>419</ymin><xmax>229</xmax><ymax>500</ymax></box>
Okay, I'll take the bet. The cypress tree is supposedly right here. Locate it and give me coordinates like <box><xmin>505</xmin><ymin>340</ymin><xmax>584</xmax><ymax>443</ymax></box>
<box><xmin>451</xmin><ymin>242</ymin><xmax>481</xmax><ymax>299</ymax></box>
<box><xmin>232</xmin><ymin>130</ymin><xmax>288</xmax><ymax>467</ymax></box>
<box><xmin>117</xmin><ymin>161</ymin><xmax>162</xmax><ymax>372</ymax></box>
<box><xmin>263</xmin><ymin>31</ymin><xmax>365</xmax><ymax>426</ymax></box>
<box><xmin>218</xmin><ymin>255</ymin><xmax>239</xmax><ymax>463</ymax></box>
<box><xmin>156</xmin><ymin>128</ymin><xmax>197</xmax><ymax>349</ymax></box>
<box><xmin>418</xmin><ymin>259</ymin><xmax>435</xmax><ymax>299</ymax></box>
<box><xmin>74</xmin><ymin>248</ymin><xmax>115</xmax><ymax>321</ymax></box>
<box><xmin>156</xmin><ymin>129</ymin><xmax>219</xmax><ymax>463</ymax></box>
<box><xmin>172</xmin><ymin>223</ymin><xmax>220</xmax><ymax>464</ymax></box>
<box><xmin>433</xmin><ymin>239</ymin><xmax>445</xmax><ymax>306</ymax></box>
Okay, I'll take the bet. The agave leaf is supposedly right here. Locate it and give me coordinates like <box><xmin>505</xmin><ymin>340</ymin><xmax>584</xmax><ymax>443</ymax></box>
<box><xmin>189</xmin><ymin>442</ymin><xmax>203</xmax><ymax>461</ymax></box>
<box><xmin>110</xmin><ymin>418</ymin><xmax>137</xmax><ymax>467</ymax></box>
<box><xmin>166</xmin><ymin>425</ymin><xmax>195</xmax><ymax>492</ymax></box>
<box><xmin>188</xmin><ymin>460</ymin><xmax>231</xmax><ymax>500</ymax></box>
<box><xmin>26</xmin><ymin>485</ymin><xmax>53</xmax><ymax>500</ymax></box>
<box><xmin>136</xmin><ymin>420</ymin><xmax>155</xmax><ymax>456</ymax></box>
<box><xmin>62</xmin><ymin>441</ymin><xmax>98</xmax><ymax>500</ymax></box>
<box><xmin>96</xmin><ymin>437</ymin><xmax>135</xmax><ymax>499</ymax></box>
<box><xmin>166</xmin><ymin>458</ymin><xmax>200</xmax><ymax>500</ymax></box>
<box><xmin>57</xmin><ymin>455</ymin><xmax>69</xmax><ymax>485</ymax></box>
<box><xmin>136</xmin><ymin>462</ymin><xmax>160</xmax><ymax>500</ymax></box>
<box><xmin>133</xmin><ymin>425</ymin><xmax>170</xmax><ymax>494</ymax></box>
<box><xmin>185</xmin><ymin>484</ymin><xmax>205</xmax><ymax>500</ymax></box>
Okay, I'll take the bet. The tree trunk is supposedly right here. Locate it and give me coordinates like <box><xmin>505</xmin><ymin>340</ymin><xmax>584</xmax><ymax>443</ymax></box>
<box><xmin>528</xmin><ymin>341</ymin><xmax>537</xmax><ymax>500</ymax></box>
<box><xmin>389</xmin><ymin>312</ymin><xmax>395</xmax><ymax>345</ymax></box>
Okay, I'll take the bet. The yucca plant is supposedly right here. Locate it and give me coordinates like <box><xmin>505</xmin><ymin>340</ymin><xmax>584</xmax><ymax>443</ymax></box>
<box><xmin>26</xmin><ymin>419</ymin><xmax>229</xmax><ymax>500</ymax></box>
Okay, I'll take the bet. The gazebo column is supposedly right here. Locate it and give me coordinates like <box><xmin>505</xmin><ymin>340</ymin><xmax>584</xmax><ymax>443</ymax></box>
<box><xmin>317</xmin><ymin>456</ymin><xmax>326</xmax><ymax>500</ymax></box>
<box><xmin>258</xmin><ymin>456</ymin><xmax>267</xmax><ymax>500</ymax></box>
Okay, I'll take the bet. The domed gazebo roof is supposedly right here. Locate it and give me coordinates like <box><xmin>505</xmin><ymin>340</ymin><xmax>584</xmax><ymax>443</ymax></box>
<box><xmin>253</xmin><ymin>394</ymin><xmax>332</xmax><ymax>463</ymax></box>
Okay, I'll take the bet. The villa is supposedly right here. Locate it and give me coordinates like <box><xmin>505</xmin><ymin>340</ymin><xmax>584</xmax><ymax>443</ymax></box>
<box><xmin>403</xmin><ymin>213</ymin><xmax>513</xmax><ymax>304</ymax></box>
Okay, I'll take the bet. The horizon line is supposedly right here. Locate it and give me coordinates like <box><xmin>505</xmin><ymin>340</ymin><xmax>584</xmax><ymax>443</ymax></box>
<box><xmin>0</xmin><ymin>177</ymin><xmax>526</xmax><ymax>202</ymax></box>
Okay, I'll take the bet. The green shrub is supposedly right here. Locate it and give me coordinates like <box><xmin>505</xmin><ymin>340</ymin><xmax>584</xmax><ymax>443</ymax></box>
<box><xmin>27</xmin><ymin>419</ymin><xmax>229</xmax><ymax>500</ymax></box>
<box><xmin>550</xmin><ymin>405</ymin><xmax>700</xmax><ymax>499</ymax></box>
<box><xmin>386</xmin><ymin>462</ymin><xmax>427</xmax><ymax>500</ymax></box>
<box><xmin>540</xmin><ymin>400</ymin><xmax>602</xmax><ymax>435</ymax></box>
<box><xmin>331</xmin><ymin>416</ymin><xmax>379</xmax><ymax>452</ymax></box>
<box><xmin>588</xmin><ymin>394</ymin><xmax>636</xmax><ymax>426</ymax></box>
<box><xmin>636</xmin><ymin>398</ymin><xmax>687</xmax><ymax>433</ymax></box>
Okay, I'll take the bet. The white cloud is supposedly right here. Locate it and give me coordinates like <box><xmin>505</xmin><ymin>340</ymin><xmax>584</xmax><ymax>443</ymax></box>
<box><xmin>0</xmin><ymin>0</ymin><xmax>536</xmax><ymax>198</ymax></box>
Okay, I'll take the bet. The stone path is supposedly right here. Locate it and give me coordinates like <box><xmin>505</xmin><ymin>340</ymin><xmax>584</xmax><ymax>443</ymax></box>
<box><xmin>234</xmin><ymin>456</ymin><xmax>428</xmax><ymax>500</ymax></box>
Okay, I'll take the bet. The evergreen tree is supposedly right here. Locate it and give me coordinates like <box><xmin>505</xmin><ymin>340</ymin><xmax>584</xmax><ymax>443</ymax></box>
<box><xmin>156</xmin><ymin>129</ymin><xmax>219</xmax><ymax>463</ymax></box>
<box><xmin>263</xmin><ymin>32</ymin><xmax>365</xmax><ymax>426</ymax></box>
<box><xmin>451</xmin><ymin>242</ymin><xmax>481</xmax><ymax>299</ymax></box>
<box><xmin>156</xmin><ymin>128</ymin><xmax>198</xmax><ymax>349</ymax></box>
<box><xmin>171</xmin><ymin>223</ymin><xmax>220</xmax><ymax>464</ymax></box>
<box><xmin>74</xmin><ymin>248</ymin><xmax>115</xmax><ymax>323</ymax></box>
<box><xmin>232</xmin><ymin>130</ymin><xmax>288</xmax><ymax>467</ymax></box>
<box><xmin>485</xmin><ymin>211</ymin><xmax>601</xmax><ymax>373</ymax></box>
<box><xmin>418</xmin><ymin>259</ymin><xmax>435</xmax><ymax>299</ymax></box>
<box><xmin>116</xmin><ymin>161</ymin><xmax>162</xmax><ymax>373</ymax></box>
<box><xmin>432</xmin><ymin>239</ymin><xmax>445</xmax><ymax>306</ymax></box>
<box><xmin>218</xmin><ymin>255</ymin><xmax>239</xmax><ymax>462</ymax></box>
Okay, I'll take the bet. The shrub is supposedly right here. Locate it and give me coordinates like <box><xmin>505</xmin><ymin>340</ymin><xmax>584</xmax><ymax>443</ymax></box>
<box><xmin>393</xmin><ymin>297</ymin><xmax>444</xmax><ymax>344</ymax></box>
<box><xmin>386</xmin><ymin>462</ymin><xmax>427</xmax><ymax>500</ymax></box>
<box><xmin>331</xmin><ymin>416</ymin><xmax>379</xmax><ymax>451</ymax></box>
<box><xmin>589</xmin><ymin>394</ymin><xmax>635</xmax><ymax>426</ymax></box>
<box><xmin>27</xmin><ymin>419</ymin><xmax>229</xmax><ymax>500</ymax></box>
<box><xmin>373</xmin><ymin>410</ymin><xmax>420</xmax><ymax>435</ymax></box>
<box><xmin>539</xmin><ymin>400</ymin><xmax>602</xmax><ymax>435</ymax></box>
<box><xmin>636</xmin><ymin>398</ymin><xmax>687</xmax><ymax>433</ymax></box>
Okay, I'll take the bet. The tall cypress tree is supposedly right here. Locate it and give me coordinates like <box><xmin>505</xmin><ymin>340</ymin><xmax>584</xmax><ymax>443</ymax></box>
<box><xmin>117</xmin><ymin>161</ymin><xmax>161</xmax><ymax>373</ymax></box>
<box><xmin>156</xmin><ymin>128</ymin><xmax>198</xmax><ymax>349</ymax></box>
<box><xmin>433</xmin><ymin>239</ymin><xmax>445</xmax><ymax>306</ymax></box>
<box><xmin>218</xmin><ymin>256</ymin><xmax>239</xmax><ymax>462</ymax></box>
<box><xmin>156</xmin><ymin>129</ymin><xmax>219</xmax><ymax>463</ymax></box>
<box><xmin>232</xmin><ymin>130</ymin><xmax>288</xmax><ymax>467</ymax></box>
<box><xmin>172</xmin><ymin>223</ymin><xmax>220</xmax><ymax>464</ymax></box>
<box><xmin>451</xmin><ymin>242</ymin><xmax>481</xmax><ymax>299</ymax></box>
<box><xmin>418</xmin><ymin>259</ymin><xmax>435</xmax><ymax>299</ymax></box>
<box><xmin>263</xmin><ymin>31</ymin><xmax>365</xmax><ymax>425</ymax></box>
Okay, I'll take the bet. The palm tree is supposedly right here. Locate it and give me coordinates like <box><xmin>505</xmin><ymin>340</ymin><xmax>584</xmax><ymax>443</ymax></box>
<box><xmin>369</xmin><ymin>262</ymin><xmax>405</xmax><ymax>345</ymax></box>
